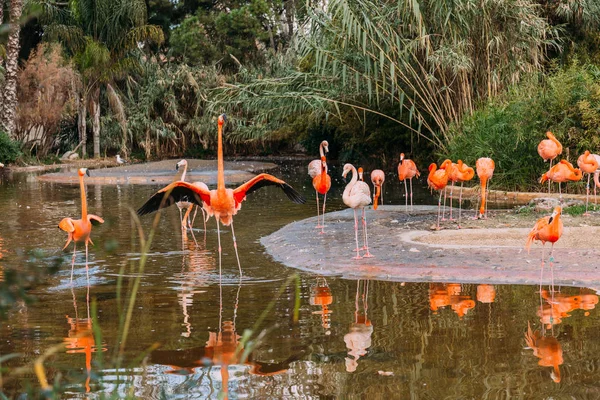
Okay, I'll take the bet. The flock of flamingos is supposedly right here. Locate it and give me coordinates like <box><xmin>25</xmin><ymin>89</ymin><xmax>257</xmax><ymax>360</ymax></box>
<box><xmin>57</xmin><ymin>115</ymin><xmax>599</xmax><ymax>285</ymax></box>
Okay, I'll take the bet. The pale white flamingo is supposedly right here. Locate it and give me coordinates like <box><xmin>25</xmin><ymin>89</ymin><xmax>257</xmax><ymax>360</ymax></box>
<box><xmin>342</xmin><ymin>164</ymin><xmax>373</xmax><ymax>259</ymax></box>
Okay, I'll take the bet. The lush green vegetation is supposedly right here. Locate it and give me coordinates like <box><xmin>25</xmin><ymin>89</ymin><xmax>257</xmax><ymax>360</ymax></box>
<box><xmin>0</xmin><ymin>0</ymin><xmax>599</xmax><ymax>184</ymax></box>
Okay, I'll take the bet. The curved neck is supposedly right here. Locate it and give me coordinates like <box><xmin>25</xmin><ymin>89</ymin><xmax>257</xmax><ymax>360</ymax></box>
<box><xmin>218</xmin><ymin>122</ymin><xmax>225</xmax><ymax>190</ymax></box>
<box><xmin>319</xmin><ymin>143</ymin><xmax>325</xmax><ymax>158</ymax></box>
<box><xmin>550</xmin><ymin>134</ymin><xmax>562</xmax><ymax>152</ymax></box>
<box><xmin>344</xmin><ymin>166</ymin><xmax>358</xmax><ymax>196</ymax></box>
<box><xmin>181</xmin><ymin>163</ymin><xmax>188</xmax><ymax>182</ymax></box>
<box><xmin>79</xmin><ymin>174</ymin><xmax>87</xmax><ymax>219</ymax></box>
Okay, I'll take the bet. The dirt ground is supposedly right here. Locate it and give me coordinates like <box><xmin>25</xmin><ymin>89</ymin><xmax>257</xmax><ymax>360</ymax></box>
<box><xmin>262</xmin><ymin>205</ymin><xmax>600</xmax><ymax>288</ymax></box>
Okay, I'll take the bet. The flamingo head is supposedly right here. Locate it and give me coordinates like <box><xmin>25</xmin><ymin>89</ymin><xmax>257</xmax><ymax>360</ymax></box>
<box><xmin>321</xmin><ymin>140</ymin><xmax>329</xmax><ymax>154</ymax></box>
<box><xmin>358</xmin><ymin>167</ymin><xmax>364</xmax><ymax>181</ymax></box>
<box><xmin>342</xmin><ymin>163</ymin><xmax>354</xmax><ymax>180</ymax></box>
<box><xmin>400</xmin><ymin>153</ymin><xmax>405</xmax><ymax>161</ymax></box>
<box><xmin>78</xmin><ymin>168</ymin><xmax>90</xmax><ymax>177</ymax></box>
<box><xmin>218</xmin><ymin>114</ymin><xmax>227</xmax><ymax>125</ymax></box>
<box><xmin>548</xmin><ymin>206</ymin><xmax>562</xmax><ymax>223</ymax></box>
<box><xmin>176</xmin><ymin>159</ymin><xmax>187</xmax><ymax>170</ymax></box>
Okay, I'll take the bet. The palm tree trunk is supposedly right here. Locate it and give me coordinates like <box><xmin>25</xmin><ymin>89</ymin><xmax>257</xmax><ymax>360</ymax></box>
<box><xmin>91</xmin><ymin>86</ymin><xmax>100</xmax><ymax>158</ymax></box>
<box><xmin>77</xmin><ymin>94</ymin><xmax>87</xmax><ymax>158</ymax></box>
<box><xmin>1</xmin><ymin>0</ymin><xmax>23</xmax><ymax>136</ymax></box>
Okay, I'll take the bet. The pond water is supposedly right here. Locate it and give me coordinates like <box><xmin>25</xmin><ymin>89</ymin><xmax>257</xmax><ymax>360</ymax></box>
<box><xmin>0</xmin><ymin>162</ymin><xmax>599</xmax><ymax>398</ymax></box>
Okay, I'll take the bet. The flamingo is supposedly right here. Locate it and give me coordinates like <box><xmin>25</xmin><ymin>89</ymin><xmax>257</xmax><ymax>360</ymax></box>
<box><xmin>476</xmin><ymin>284</ymin><xmax>496</xmax><ymax>304</ymax></box>
<box><xmin>540</xmin><ymin>160</ymin><xmax>582</xmax><ymax>200</ymax></box>
<box><xmin>175</xmin><ymin>160</ymin><xmax>195</xmax><ymax>231</ymax></box>
<box><xmin>137</xmin><ymin>114</ymin><xmax>305</xmax><ymax>277</ymax></box>
<box><xmin>475</xmin><ymin>158</ymin><xmax>495</xmax><ymax>219</ymax></box>
<box><xmin>397</xmin><ymin>153</ymin><xmax>420</xmax><ymax>211</ymax></box>
<box><xmin>440</xmin><ymin>160</ymin><xmax>457</xmax><ymax>221</ymax></box>
<box><xmin>538</xmin><ymin>131</ymin><xmax>563</xmax><ymax>194</ymax></box>
<box><xmin>593</xmin><ymin>154</ymin><xmax>600</xmax><ymax>205</ymax></box>
<box><xmin>451</xmin><ymin>160</ymin><xmax>475</xmax><ymax>228</ymax></box>
<box><xmin>308</xmin><ymin>141</ymin><xmax>330</xmax><ymax>230</ymax></box>
<box><xmin>370</xmin><ymin>169</ymin><xmax>385</xmax><ymax>210</ymax></box>
<box><xmin>577</xmin><ymin>151</ymin><xmax>599</xmax><ymax>215</ymax></box>
<box><xmin>526</xmin><ymin>206</ymin><xmax>563</xmax><ymax>293</ymax></box>
<box><xmin>342</xmin><ymin>163</ymin><xmax>373</xmax><ymax>259</ymax></box>
<box><xmin>524</xmin><ymin>322</ymin><xmax>563</xmax><ymax>383</ymax></box>
<box><xmin>312</xmin><ymin>156</ymin><xmax>331</xmax><ymax>234</ymax></box>
<box><xmin>59</xmin><ymin>168</ymin><xmax>104</xmax><ymax>283</ymax></box>
<box><xmin>309</xmin><ymin>277</ymin><xmax>333</xmax><ymax>330</ymax></box>
<box><xmin>427</xmin><ymin>163</ymin><xmax>449</xmax><ymax>230</ymax></box>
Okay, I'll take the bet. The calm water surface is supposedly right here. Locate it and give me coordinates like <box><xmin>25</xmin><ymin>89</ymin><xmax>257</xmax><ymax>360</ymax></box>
<box><xmin>0</xmin><ymin>162</ymin><xmax>599</xmax><ymax>399</ymax></box>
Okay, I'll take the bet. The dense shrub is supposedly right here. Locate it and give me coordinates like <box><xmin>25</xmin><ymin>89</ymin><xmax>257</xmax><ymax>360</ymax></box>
<box><xmin>444</xmin><ymin>63</ymin><xmax>600</xmax><ymax>191</ymax></box>
<box><xmin>0</xmin><ymin>131</ymin><xmax>21</xmax><ymax>164</ymax></box>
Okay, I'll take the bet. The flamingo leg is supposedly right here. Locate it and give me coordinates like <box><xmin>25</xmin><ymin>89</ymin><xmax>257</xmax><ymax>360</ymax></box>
<box><xmin>458</xmin><ymin>182</ymin><xmax>464</xmax><ymax>229</ymax></box>
<box><xmin>85</xmin><ymin>242</ymin><xmax>90</xmax><ymax>289</ymax></box>
<box><xmin>216</xmin><ymin>219</ymin><xmax>222</xmax><ymax>281</ymax></box>
<box><xmin>381</xmin><ymin>183</ymin><xmax>384</xmax><ymax>205</ymax></box>
<box><xmin>320</xmin><ymin>193</ymin><xmax>327</xmax><ymax>235</ymax></box>
<box><xmin>584</xmin><ymin>174</ymin><xmax>591</xmax><ymax>216</ymax></box>
<box><xmin>595</xmin><ymin>171</ymin><xmax>599</xmax><ymax>205</ymax></box>
<box><xmin>410</xmin><ymin>178</ymin><xmax>414</xmax><ymax>211</ymax></box>
<box><xmin>437</xmin><ymin>191</ymin><xmax>442</xmax><ymax>230</ymax></box>
<box><xmin>353</xmin><ymin>209</ymin><xmax>362</xmax><ymax>260</ymax></box>
<box><xmin>403</xmin><ymin>179</ymin><xmax>408</xmax><ymax>212</ymax></box>
<box><xmin>230</xmin><ymin>220</ymin><xmax>243</xmax><ymax>277</ymax></box>
<box><xmin>558</xmin><ymin>182</ymin><xmax>562</xmax><ymax>201</ymax></box>
<box><xmin>485</xmin><ymin>181</ymin><xmax>490</xmax><ymax>219</ymax></box>
<box><xmin>539</xmin><ymin>244</ymin><xmax>545</xmax><ymax>295</ymax></box>
<box><xmin>315</xmin><ymin>191</ymin><xmax>322</xmax><ymax>229</ymax></box>
<box><xmin>548</xmin><ymin>159</ymin><xmax>553</xmax><ymax>194</ymax></box>
<box><xmin>449</xmin><ymin>182</ymin><xmax>455</xmax><ymax>221</ymax></box>
<box><xmin>549</xmin><ymin>243</ymin><xmax>555</xmax><ymax>295</ymax></box>
<box><xmin>362</xmin><ymin>208</ymin><xmax>373</xmax><ymax>258</ymax></box>
<box><xmin>184</xmin><ymin>206</ymin><xmax>198</xmax><ymax>247</ymax></box>
<box><xmin>441</xmin><ymin>187</ymin><xmax>448</xmax><ymax>221</ymax></box>
<box><xmin>178</xmin><ymin>206</ymin><xmax>185</xmax><ymax>232</ymax></box>
<box><xmin>70</xmin><ymin>242</ymin><xmax>77</xmax><ymax>283</ymax></box>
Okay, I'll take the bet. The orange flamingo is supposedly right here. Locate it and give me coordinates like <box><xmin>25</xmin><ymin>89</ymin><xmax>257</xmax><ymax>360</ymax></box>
<box><xmin>427</xmin><ymin>163</ymin><xmax>449</xmax><ymax>230</ymax></box>
<box><xmin>398</xmin><ymin>153</ymin><xmax>420</xmax><ymax>211</ymax></box>
<box><xmin>538</xmin><ymin>289</ymin><xmax>599</xmax><ymax>328</ymax></box>
<box><xmin>451</xmin><ymin>160</ymin><xmax>475</xmax><ymax>228</ymax></box>
<box><xmin>370</xmin><ymin>169</ymin><xmax>385</xmax><ymax>210</ymax></box>
<box><xmin>526</xmin><ymin>206</ymin><xmax>563</xmax><ymax>292</ymax></box>
<box><xmin>538</xmin><ymin>131</ymin><xmax>563</xmax><ymax>194</ymax></box>
<box><xmin>312</xmin><ymin>156</ymin><xmax>331</xmax><ymax>234</ymax></box>
<box><xmin>525</xmin><ymin>322</ymin><xmax>563</xmax><ymax>383</ymax></box>
<box><xmin>308</xmin><ymin>141</ymin><xmax>330</xmax><ymax>230</ymax></box>
<box><xmin>475</xmin><ymin>158</ymin><xmax>495</xmax><ymax>219</ymax></box>
<box><xmin>540</xmin><ymin>160</ymin><xmax>582</xmax><ymax>200</ymax></box>
<box><xmin>137</xmin><ymin>114</ymin><xmax>305</xmax><ymax>277</ymax></box>
<box><xmin>592</xmin><ymin>154</ymin><xmax>600</xmax><ymax>205</ymax></box>
<box><xmin>577</xmin><ymin>151</ymin><xmax>598</xmax><ymax>215</ymax></box>
<box><xmin>342</xmin><ymin>163</ymin><xmax>373</xmax><ymax>259</ymax></box>
<box><xmin>439</xmin><ymin>160</ymin><xmax>456</xmax><ymax>221</ymax></box>
<box><xmin>59</xmin><ymin>168</ymin><xmax>104</xmax><ymax>283</ymax></box>
<box><xmin>310</xmin><ymin>277</ymin><xmax>333</xmax><ymax>330</ymax></box>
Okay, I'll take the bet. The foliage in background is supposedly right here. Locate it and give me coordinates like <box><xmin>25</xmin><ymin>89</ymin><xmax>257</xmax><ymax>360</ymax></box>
<box><xmin>444</xmin><ymin>62</ymin><xmax>600</xmax><ymax>191</ymax></box>
<box><xmin>15</xmin><ymin>43</ymin><xmax>78</xmax><ymax>157</ymax></box>
<box><xmin>0</xmin><ymin>130</ymin><xmax>21</xmax><ymax>163</ymax></box>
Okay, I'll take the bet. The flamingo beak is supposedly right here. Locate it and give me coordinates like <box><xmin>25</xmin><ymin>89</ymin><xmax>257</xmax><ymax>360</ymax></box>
<box><xmin>85</xmin><ymin>169</ymin><xmax>90</xmax><ymax>177</ymax></box>
<box><xmin>176</xmin><ymin>164</ymin><xmax>180</xmax><ymax>171</ymax></box>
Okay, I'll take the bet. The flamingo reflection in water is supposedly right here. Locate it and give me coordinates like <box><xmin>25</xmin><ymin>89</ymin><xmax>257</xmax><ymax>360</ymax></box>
<box><xmin>309</xmin><ymin>277</ymin><xmax>333</xmax><ymax>333</ymax></box>
<box><xmin>429</xmin><ymin>283</ymin><xmax>476</xmax><ymax>319</ymax></box>
<box><xmin>476</xmin><ymin>284</ymin><xmax>496</xmax><ymax>304</ymax></box>
<box><xmin>64</xmin><ymin>286</ymin><xmax>107</xmax><ymax>393</ymax></box>
<box><xmin>344</xmin><ymin>280</ymin><xmax>373</xmax><ymax>373</ymax></box>
<box><xmin>537</xmin><ymin>289</ymin><xmax>599</xmax><ymax>328</ymax></box>
<box><xmin>149</xmin><ymin>278</ymin><xmax>302</xmax><ymax>399</ymax></box>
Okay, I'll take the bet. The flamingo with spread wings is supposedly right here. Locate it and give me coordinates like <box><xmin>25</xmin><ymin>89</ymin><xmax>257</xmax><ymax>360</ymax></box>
<box><xmin>137</xmin><ymin>114</ymin><xmax>305</xmax><ymax>277</ymax></box>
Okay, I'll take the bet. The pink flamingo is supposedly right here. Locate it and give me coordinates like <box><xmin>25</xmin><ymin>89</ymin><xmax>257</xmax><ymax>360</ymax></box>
<box><xmin>538</xmin><ymin>131</ymin><xmax>563</xmax><ymax>194</ymax></box>
<box><xmin>427</xmin><ymin>163</ymin><xmax>449</xmax><ymax>230</ymax></box>
<box><xmin>370</xmin><ymin>169</ymin><xmax>385</xmax><ymax>210</ymax></box>
<box><xmin>308</xmin><ymin>141</ymin><xmax>329</xmax><ymax>229</ymax></box>
<box><xmin>475</xmin><ymin>158</ymin><xmax>495</xmax><ymax>219</ymax></box>
<box><xmin>577</xmin><ymin>151</ymin><xmax>599</xmax><ymax>215</ymax></box>
<box><xmin>342</xmin><ymin>164</ymin><xmax>373</xmax><ymax>259</ymax></box>
<box><xmin>397</xmin><ymin>153</ymin><xmax>420</xmax><ymax>211</ymax></box>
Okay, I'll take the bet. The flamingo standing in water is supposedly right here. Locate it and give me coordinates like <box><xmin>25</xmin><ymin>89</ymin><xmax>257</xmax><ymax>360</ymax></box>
<box><xmin>397</xmin><ymin>153</ymin><xmax>419</xmax><ymax>211</ymax></box>
<box><xmin>312</xmin><ymin>156</ymin><xmax>331</xmax><ymax>234</ymax></box>
<box><xmin>526</xmin><ymin>206</ymin><xmax>563</xmax><ymax>293</ymax></box>
<box><xmin>370</xmin><ymin>169</ymin><xmax>385</xmax><ymax>210</ymax></box>
<box><xmin>137</xmin><ymin>114</ymin><xmax>305</xmax><ymax>277</ymax></box>
<box><xmin>475</xmin><ymin>158</ymin><xmax>495</xmax><ymax>219</ymax></box>
<box><xmin>525</xmin><ymin>322</ymin><xmax>563</xmax><ymax>383</ymax></box>
<box><xmin>342</xmin><ymin>163</ymin><xmax>373</xmax><ymax>259</ymax></box>
<box><xmin>452</xmin><ymin>160</ymin><xmax>475</xmax><ymax>228</ymax></box>
<box><xmin>59</xmin><ymin>168</ymin><xmax>104</xmax><ymax>283</ymax></box>
<box><xmin>308</xmin><ymin>141</ymin><xmax>329</xmax><ymax>229</ymax></box>
<box><xmin>427</xmin><ymin>163</ymin><xmax>449</xmax><ymax>230</ymax></box>
<box><xmin>540</xmin><ymin>160</ymin><xmax>582</xmax><ymax>200</ymax></box>
<box><xmin>538</xmin><ymin>131</ymin><xmax>563</xmax><ymax>194</ymax></box>
<box><xmin>577</xmin><ymin>151</ymin><xmax>599</xmax><ymax>215</ymax></box>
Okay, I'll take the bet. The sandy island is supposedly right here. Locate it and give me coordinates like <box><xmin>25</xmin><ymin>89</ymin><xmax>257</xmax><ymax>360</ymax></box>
<box><xmin>262</xmin><ymin>205</ymin><xmax>600</xmax><ymax>289</ymax></box>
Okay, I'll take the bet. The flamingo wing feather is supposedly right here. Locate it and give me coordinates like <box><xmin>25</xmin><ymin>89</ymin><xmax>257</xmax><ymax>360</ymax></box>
<box><xmin>137</xmin><ymin>181</ymin><xmax>211</xmax><ymax>216</ymax></box>
<box><xmin>59</xmin><ymin>218</ymin><xmax>75</xmax><ymax>233</ymax></box>
<box><xmin>88</xmin><ymin>214</ymin><xmax>104</xmax><ymax>226</ymax></box>
<box><xmin>234</xmin><ymin>173</ymin><xmax>306</xmax><ymax>205</ymax></box>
